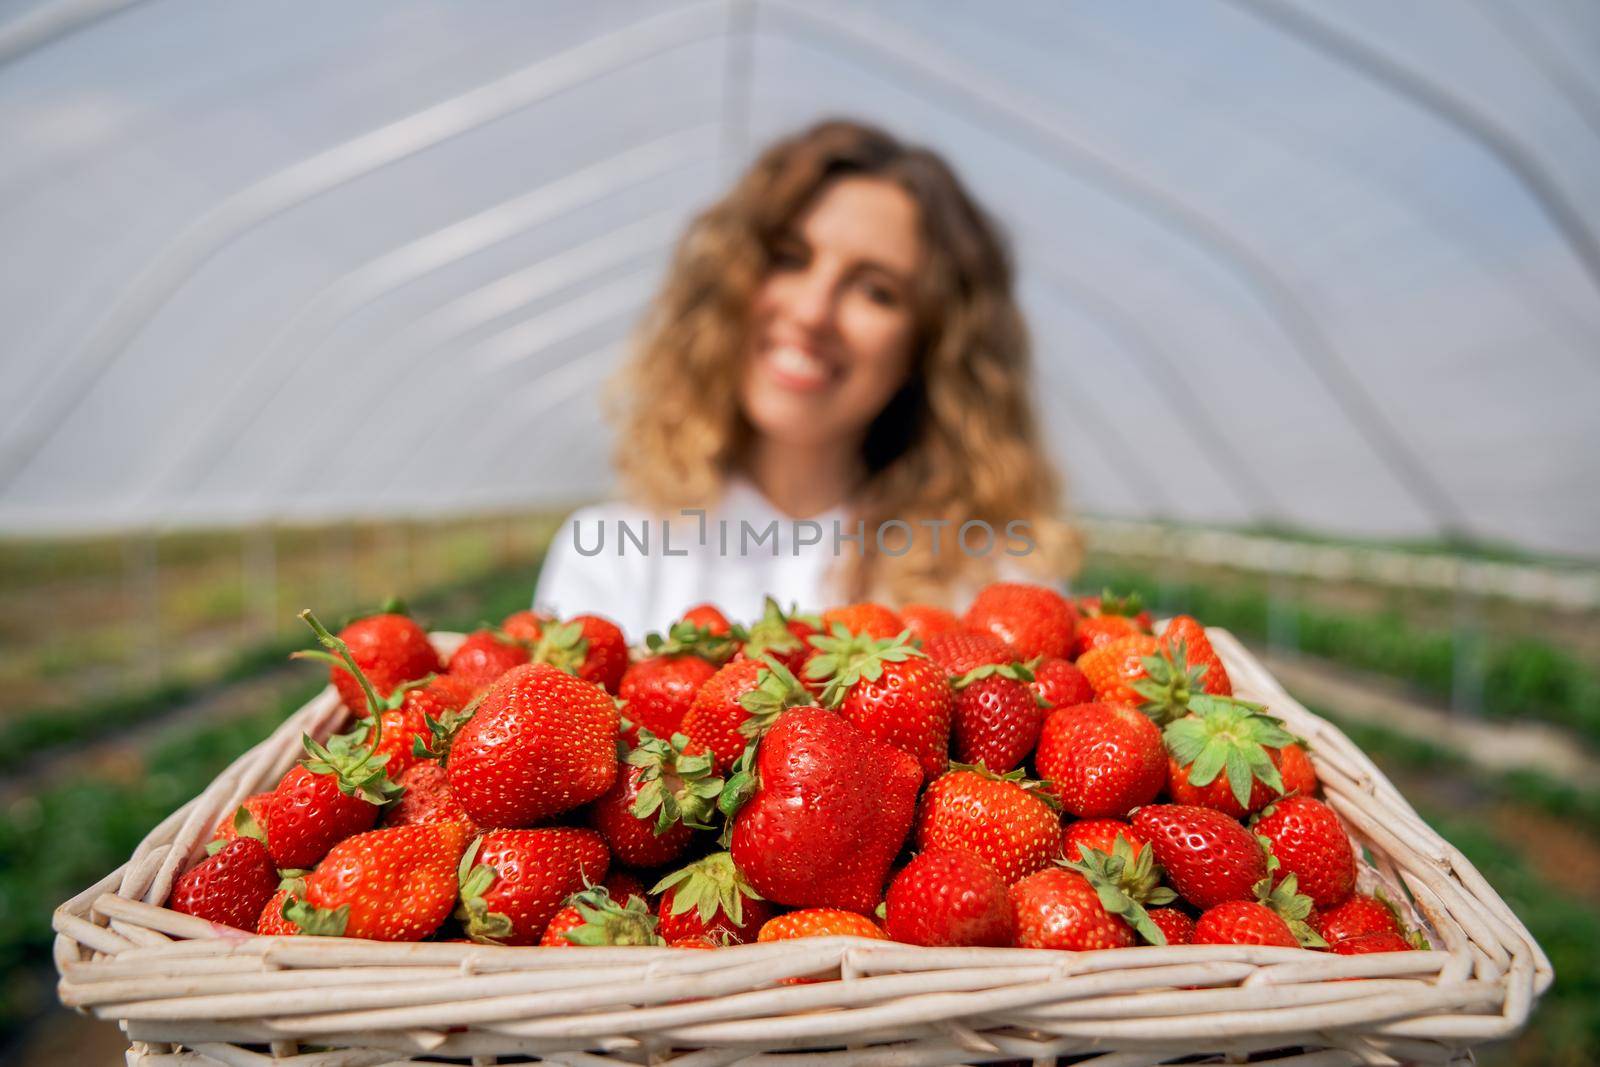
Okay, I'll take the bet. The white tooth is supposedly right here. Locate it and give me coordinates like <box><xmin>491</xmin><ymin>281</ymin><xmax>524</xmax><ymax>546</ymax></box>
<box><xmin>772</xmin><ymin>346</ymin><xmax>826</xmax><ymax>380</ymax></box>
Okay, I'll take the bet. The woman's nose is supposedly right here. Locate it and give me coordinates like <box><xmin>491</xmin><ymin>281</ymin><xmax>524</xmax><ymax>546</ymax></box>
<box><xmin>782</xmin><ymin>267</ymin><xmax>837</xmax><ymax>331</ymax></box>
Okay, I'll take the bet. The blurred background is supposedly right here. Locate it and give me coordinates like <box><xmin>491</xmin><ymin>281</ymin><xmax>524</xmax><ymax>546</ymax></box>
<box><xmin>1</xmin><ymin>1</ymin><xmax>1596</xmax><ymax>1063</ymax></box>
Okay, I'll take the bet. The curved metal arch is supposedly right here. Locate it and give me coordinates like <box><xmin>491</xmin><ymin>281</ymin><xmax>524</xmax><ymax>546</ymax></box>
<box><xmin>762</xmin><ymin>0</ymin><xmax>1472</xmax><ymax>539</ymax></box>
<box><xmin>1225</xmin><ymin>0</ymin><xmax>1600</xmax><ymax>300</ymax></box>
<box><xmin>0</xmin><ymin>0</ymin><xmax>726</xmax><ymax>489</ymax></box>
<box><xmin>131</xmin><ymin>127</ymin><xmax>716</xmax><ymax>513</ymax></box>
<box><xmin>251</xmin><ymin>211</ymin><xmax>684</xmax><ymax>512</ymax></box>
<box><xmin>1468</xmin><ymin>0</ymin><xmax>1600</xmax><ymax>142</ymax></box>
<box><xmin>0</xmin><ymin>0</ymin><xmax>143</xmax><ymax>65</ymax></box>
<box><xmin>1022</xmin><ymin>266</ymin><xmax>1288</xmax><ymax>521</ymax></box>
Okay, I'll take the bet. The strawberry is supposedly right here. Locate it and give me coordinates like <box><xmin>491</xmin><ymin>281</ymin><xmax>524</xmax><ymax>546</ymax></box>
<box><xmin>1163</xmin><ymin>700</ymin><xmax>1297</xmax><ymax>817</ymax></box>
<box><xmin>620</xmin><ymin>621</ymin><xmax>738</xmax><ymax>745</ymax></box>
<box><xmin>1132</xmin><ymin>804</ymin><xmax>1267</xmax><ymax>910</ymax></box>
<box><xmin>1279</xmin><ymin>742</ymin><xmax>1318</xmax><ymax>796</ymax></box>
<box><xmin>168</xmin><ymin>838</ymin><xmax>279</xmax><ymax>931</ymax></box>
<box><xmin>603</xmin><ymin>869</ymin><xmax>650</xmax><ymax>908</ymax></box>
<box><xmin>256</xmin><ymin>888</ymin><xmax>299</xmax><ymax>936</ymax></box>
<box><xmin>1312</xmin><ymin>894</ymin><xmax>1400</xmax><ymax>944</ymax></box>
<box><xmin>681</xmin><ymin>656</ymin><xmax>815</xmax><ymax>773</ymax></box>
<box><xmin>263</xmin><ymin>760</ymin><xmax>383</xmax><ymax>869</ymax></box>
<box><xmin>680</xmin><ymin>603</ymin><xmax>732</xmax><ymax>636</ymax></box>
<box><xmin>383</xmin><ymin>762</ymin><xmax>478</xmax><ymax>833</ymax></box>
<box><xmin>531</xmin><ymin>615</ymin><xmax>629</xmax><ymax>694</ymax></box>
<box><xmin>1031</xmin><ymin>657</ymin><xmax>1094</xmax><ymax>711</ymax></box>
<box><xmin>444</xmin><ymin>662</ymin><xmax>619</xmax><ymax>828</ymax></box>
<box><xmin>727</xmin><ymin>706</ymin><xmax>921</xmax><ymax>912</ymax></box>
<box><xmin>1034</xmin><ymin>703</ymin><xmax>1166</xmax><ymax>818</ymax></box>
<box><xmin>921</xmin><ymin>631</ymin><xmax>1015</xmax><ymax>676</ymax></box>
<box><xmin>1252</xmin><ymin>796</ymin><xmax>1356</xmax><ymax>909</ymax></box>
<box><xmin>1076</xmin><ymin>635</ymin><xmax>1160</xmax><ymax>707</ymax></box>
<box><xmin>733</xmin><ymin>598</ymin><xmax>820</xmax><ymax>678</ymax></box>
<box><xmin>371</xmin><ymin>674</ymin><xmax>476</xmax><ymax>783</ymax></box>
<box><xmin>285</xmin><ymin>822</ymin><xmax>470</xmax><ymax>941</ymax></box>
<box><xmin>962</xmin><ymin>582</ymin><xmax>1076</xmax><ymax>660</ymax></box>
<box><xmin>1060</xmin><ymin>833</ymin><xmax>1179</xmax><ymax>945</ymax></box>
<box><xmin>500</xmin><ymin>609</ymin><xmax>551</xmax><ymax>644</ymax></box>
<box><xmin>820</xmin><ymin>602</ymin><xmax>903</xmax><ymax>640</ymax></box>
<box><xmin>914</xmin><ymin>766</ymin><xmax>1061</xmax><ymax>885</ymax></box>
<box><xmin>591</xmin><ymin>733</ymin><xmax>723</xmax><ymax>868</ymax></box>
<box><xmin>758</xmin><ymin>909</ymin><xmax>888</xmax><ymax>942</ymax></box>
<box><xmin>808</xmin><ymin>628</ymin><xmax>953</xmax><ymax>780</ymax></box>
<box><xmin>1252</xmin><ymin>847</ymin><xmax>1326</xmax><ymax>947</ymax></box>
<box><xmin>653</xmin><ymin>852</ymin><xmax>772</xmax><ymax>945</ymax></box>
<box><xmin>949</xmin><ymin>662</ymin><xmax>1045</xmax><ymax>773</ymax></box>
<box><xmin>1193</xmin><ymin>900</ymin><xmax>1298</xmax><ymax>947</ymax></box>
<box><xmin>208</xmin><ymin>793</ymin><xmax>272</xmax><ymax>848</ymax></box>
<box><xmin>1060</xmin><ymin>819</ymin><xmax>1148</xmax><ymax>864</ymax></box>
<box><xmin>898</xmin><ymin>603</ymin><xmax>960</xmax><ymax>641</ymax></box>
<box><xmin>447</xmin><ymin>629</ymin><xmax>530</xmax><ymax>692</ymax></box>
<box><xmin>1162</xmin><ymin>615</ymin><xmax>1231</xmax><ymax>696</ymax></box>
<box><xmin>1149</xmin><ymin>907</ymin><xmax>1195</xmax><ymax>945</ymax></box>
<box><xmin>885</xmin><ymin>850</ymin><xmax>1014</xmax><ymax>947</ymax></box>
<box><xmin>1331</xmin><ymin>930</ymin><xmax>1413</xmax><ymax>954</ymax></box>
<box><xmin>1073</xmin><ymin>591</ymin><xmax>1153</xmax><ymax>658</ymax></box>
<box><xmin>1009</xmin><ymin>866</ymin><xmax>1133</xmax><ymax>951</ymax></box>
<box><xmin>316</xmin><ymin>610</ymin><xmax>440</xmax><ymax>713</ymax></box>
<box><xmin>456</xmin><ymin>828</ymin><xmax>610</xmax><ymax>945</ymax></box>
<box><xmin>541</xmin><ymin>886</ymin><xmax>663</xmax><ymax>946</ymax></box>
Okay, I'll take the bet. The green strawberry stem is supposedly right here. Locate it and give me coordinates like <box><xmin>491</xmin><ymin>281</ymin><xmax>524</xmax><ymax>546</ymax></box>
<box><xmin>642</xmin><ymin>620</ymin><xmax>736</xmax><ymax>664</ymax></box>
<box><xmin>559</xmin><ymin>886</ymin><xmax>664</xmax><ymax>946</ymax></box>
<box><xmin>806</xmin><ymin>626</ymin><xmax>926</xmax><ymax>709</ymax></box>
<box><xmin>1254</xmin><ymin>834</ymin><xmax>1327</xmax><ymax>949</ymax></box>
<box><xmin>530</xmin><ymin>620</ymin><xmax>590</xmax><ymax>675</ymax></box>
<box><xmin>950</xmin><ymin>661</ymin><xmax>1035</xmax><ymax>690</ymax></box>
<box><xmin>737</xmin><ymin>657</ymin><xmax>814</xmax><ymax>740</ymax></box>
<box><xmin>282</xmin><ymin>896</ymin><xmax>349</xmax><ymax>937</ymax></box>
<box><xmin>455</xmin><ymin>838</ymin><xmax>515</xmax><ymax>945</ymax></box>
<box><xmin>295</xmin><ymin>609</ymin><xmax>402</xmax><ymax>805</ymax></box>
<box><xmin>1063</xmin><ymin>835</ymin><xmax>1177</xmax><ymax>946</ymax></box>
<box><xmin>1164</xmin><ymin>700</ymin><xmax>1294</xmax><ymax>810</ymax></box>
<box><xmin>651</xmin><ymin>852</ymin><xmax>762</xmax><ymax>927</ymax></box>
<box><xmin>627</xmin><ymin>732</ymin><xmax>725</xmax><ymax>833</ymax></box>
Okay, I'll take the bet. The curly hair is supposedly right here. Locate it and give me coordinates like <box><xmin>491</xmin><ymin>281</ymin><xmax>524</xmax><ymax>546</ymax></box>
<box><xmin>610</xmin><ymin>119</ymin><xmax>1078</xmax><ymax>604</ymax></box>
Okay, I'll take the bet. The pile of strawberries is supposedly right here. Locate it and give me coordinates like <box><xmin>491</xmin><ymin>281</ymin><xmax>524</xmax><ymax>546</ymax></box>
<box><xmin>167</xmin><ymin>584</ymin><xmax>1425</xmax><ymax>958</ymax></box>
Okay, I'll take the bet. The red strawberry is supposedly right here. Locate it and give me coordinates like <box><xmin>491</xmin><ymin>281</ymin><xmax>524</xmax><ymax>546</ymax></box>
<box><xmin>1076</xmin><ymin>635</ymin><xmax>1161</xmax><ymax>707</ymax></box>
<box><xmin>734</xmin><ymin>598</ymin><xmax>820</xmax><ymax>678</ymax></box>
<box><xmin>620</xmin><ymin>621</ymin><xmax>738</xmax><ymax>744</ymax></box>
<box><xmin>654</xmin><ymin>852</ymin><xmax>772</xmax><ymax>945</ymax></box>
<box><xmin>1009</xmin><ymin>866</ymin><xmax>1133</xmax><ymax>951</ymax></box>
<box><xmin>1059</xmin><ymin>832</ymin><xmax>1179</xmax><ymax>945</ymax></box>
<box><xmin>1312</xmin><ymin>894</ymin><xmax>1400</xmax><ymax>944</ymax></box>
<box><xmin>1132</xmin><ymin>804</ymin><xmax>1267</xmax><ymax>910</ymax></box>
<box><xmin>591</xmin><ymin>733</ymin><xmax>723</xmax><ymax>868</ymax></box>
<box><xmin>821</xmin><ymin>602</ymin><xmax>903</xmax><ymax>640</ymax></box>
<box><xmin>445</xmin><ymin>663</ymin><xmax>618</xmax><ymax>828</ymax></box>
<box><xmin>168</xmin><ymin>838</ymin><xmax>278</xmax><ymax>931</ymax></box>
<box><xmin>1162</xmin><ymin>615</ymin><xmax>1231</xmax><ymax>696</ymax></box>
<box><xmin>603</xmin><ymin>869</ymin><xmax>649</xmax><ymax>907</ymax></box>
<box><xmin>808</xmin><ymin>629</ymin><xmax>953</xmax><ymax>780</ymax></box>
<box><xmin>1331</xmin><ymin>930</ymin><xmax>1413</xmax><ymax>954</ymax></box>
<box><xmin>898</xmin><ymin>603</ymin><xmax>960</xmax><ymax>641</ymax></box>
<box><xmin>680</xmin><ymin>603</ymin><xmax>732</xmax><ymax>635</ymax></box>
<box><xmin>950</xmin><ymin>662</ymin><xmax>1046</xmax><ymax>773</ymax></box>
<box><xmin>256</xmin><ymin>888</ymin><xmax>299</xmax><ymax>936</ymax></box>
<box><xmin>1031</xmin><ymin>657</ymin><xmax>1093</xmax><ymax>711</ymax></box>
<box><xmin>372</xmin><ymin>674</ymin><xmax>476</xmax><ymax>783</ymax></box>
<box><xmin>1149</xmin><ymin>907</ymin><xmax>1195</xmax><ymax>945</ymax></box>
<box><xmin>1035</xmin><ymin>703</ymin><xmax>1166</xmax><ymax>818</ymax></box>
<box><xmin>1193</xmin><ymin>900</ymin><xmax>1297</xmax><ymax>947</ymax></box>
<box><xmin>541</xmin><ymin>886</ymin><xmax>662</xmax><ymax>946</ymax></box>
<box><xmin>962</xmin><ymin>582</ymin><xmax>1076</xmax><ymax>660</ymax></box>
<box><xmin>531</xmin><ymin>615</ymin><xmax>629</xmax><ymax>694</ymax></box>
<box><xmin>758</xmin><ymin>909</ymin><xmax>888</xmax><ymax>942</ymax></box>
<box><xmin>1072</xmin><ymin>590</ymin><xmax>1153</xmax><ymax>658</ymax></box>
<box><xmin>885</xmin><ymin>850</ymin><xmax>1014</xmax><ymax>947</ymax></box>
<box><xmin>681</xmin><ymin>656</ymin><xmax>814</xmax><ymax>773</ymax></box>
<box><xmin>1163</xmin><ymin>701</ymin><xmax>1298</xmax><ymax>818</ymax></box>
<box><xmin>921</xmin><ymin>631</ymin><xmax>1014</xmax><ymax>677</ymax></box>
<box><xmin>1252</xmin><ymin>796</ymin><xmax>1356</xmax><ymax>910</ymax></box>
<box><xmin>319</xmin><ymin>611</ymin><xmax>439</xmax><ymax>714</ymax></box>
<box><xmin>209</xmin><ymin>793</ymin><xmax>272</xmax><ymax>847</ymax></box>
<box><xmin>447</xmin><ymin>629</ymin><xmax>530</xmax><ymax>692</ymax></box>
<box><xmin>264</xmin><ymin>763</ymin><xmax>382</xmax><ymax>869</ymax></box>
<box><xmin>457</xmin><ymin>827</ymin><xmax>610</xmax><ymax>945</ymax></box>
<box><xmin>383</xmin><ymin>762</ymin><xmax>479</xmax><ymax>832</ymax></box>
<box><xmin>1060</xmin><ymin>819</ymin><xmax>1147</xmax><ymax>864</ymax></box>
<box><xmin>727</xmin><ymin>706</ymin><xmax>921</xmax><ymax>912</ymax></box>
<box><xmin>500</xmin><ymin>610</ymin><xmax>550</xmax><ymax>644</ymax></box>
<box><xmin>1279</xmin><ymin>742</ymin><xmax>1318</xmax><ymax>796</ymax></box>
<box><xmin>914</xmin><ymin>766</ymin><xmax>1061</xmax><ymax>885</ymax></box>
<box><xmin>285</xmin><ymin>822</ymin><xmax>470</xmax><ymax>941</ymax></box>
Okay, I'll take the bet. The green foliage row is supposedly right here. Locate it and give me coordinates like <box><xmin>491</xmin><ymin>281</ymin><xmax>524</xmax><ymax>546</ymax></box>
<box><xmin>1079</xmin><ymin>564</ymin><xmax>1600</xmax><ymax>748</ymax></box>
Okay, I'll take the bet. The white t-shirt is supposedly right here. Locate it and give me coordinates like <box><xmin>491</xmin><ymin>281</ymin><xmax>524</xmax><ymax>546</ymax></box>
<box><xmin>534</xmin><ymin>479</ymin><xmax>1057</xmax><ymax>642</ymax></box>
<box><xmin>533</xmin><ymin>479</ymin><xmax>853</xmax><ymax>642</ymax></box>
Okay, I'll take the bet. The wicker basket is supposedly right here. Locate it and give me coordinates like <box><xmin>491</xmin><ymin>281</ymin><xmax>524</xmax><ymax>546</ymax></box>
<box><xmin>53</xmin><ymin>628</ymin><xmax>1551</xmax><ymax>1066</ymax></box>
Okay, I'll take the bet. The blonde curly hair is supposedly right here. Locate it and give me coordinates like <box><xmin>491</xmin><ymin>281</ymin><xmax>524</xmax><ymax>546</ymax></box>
<box><xmin>610</xmin><ymin>119</ymin><xmax>1078</xmax><ymax>604</ymax></box>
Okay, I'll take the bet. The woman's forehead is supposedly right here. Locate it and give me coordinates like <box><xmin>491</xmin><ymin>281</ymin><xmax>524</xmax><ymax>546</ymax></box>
<box><xmin>793</xmin><ymin>177</ymin><xmax>922</xmax><ymax>276</ymax></box>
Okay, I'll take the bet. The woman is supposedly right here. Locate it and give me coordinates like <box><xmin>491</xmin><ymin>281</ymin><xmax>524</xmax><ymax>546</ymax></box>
<box><xmin>535</xmin><ymin>120</ymin><xmax>1075</xmax><ymax>639</ymax></box>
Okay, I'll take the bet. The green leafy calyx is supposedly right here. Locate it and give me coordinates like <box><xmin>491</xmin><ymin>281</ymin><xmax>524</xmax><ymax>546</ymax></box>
<box><xmin>558</xmin><ymin>886</ymin><xmax>664</xmax><ymax>946</ymax></box>
<box><xmin>805</xmin><ymin>625</ymin><xmax>926</xmax><ymax>709</ymax></box>
<box><xmin>1062</xmin><ymin>834</ymin><xmax>1177</xmax><ymax>946</ymax></box>
<box><xmin>1163</xmin><ymin>700</ymin><xmax>1293</xmax><ymax>810</ymax></box>
<box><xmin>627</xmin><ymin>731</ymin><xmax>725</xmax><ymax>833</ymax></box>
<box><xmin>651</xmin><ymin>852</ymin><xmax>763</xmax><ymax>927</ymax></box>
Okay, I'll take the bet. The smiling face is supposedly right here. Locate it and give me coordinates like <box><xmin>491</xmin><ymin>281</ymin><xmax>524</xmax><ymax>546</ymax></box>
<box><xmin>740</xmin><ymin>176</ymin><xmax>923</xmax><ymax>450</ymax></box>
